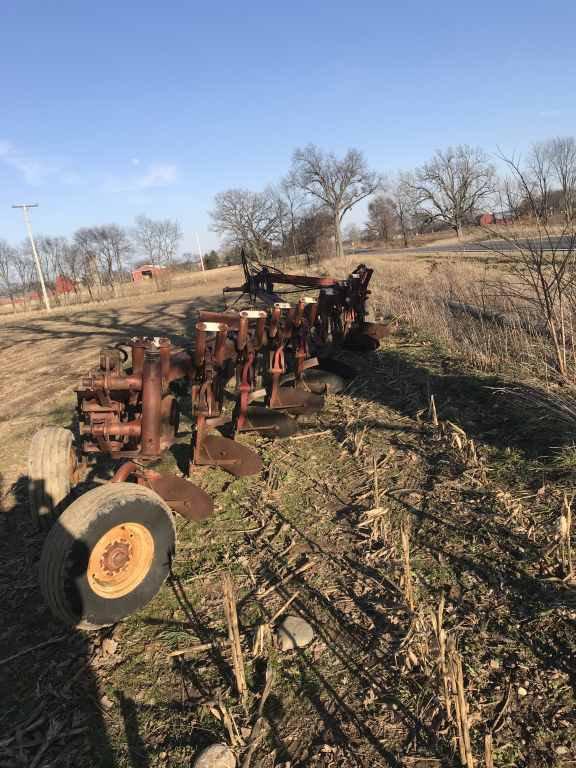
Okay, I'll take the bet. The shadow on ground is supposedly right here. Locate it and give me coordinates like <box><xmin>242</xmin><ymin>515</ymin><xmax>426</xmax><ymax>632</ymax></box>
<box><xmin>0</xmin><ymin>475</ymin><xmax>120</xmax><ymax>767</ymax></box>
<box><xmin>341</xmin><ymin>344</ymin><xmax>576</xmax><ymax>459</ymax></box>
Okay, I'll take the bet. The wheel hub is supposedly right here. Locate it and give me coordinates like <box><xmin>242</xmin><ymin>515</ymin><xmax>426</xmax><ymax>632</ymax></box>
<box><xmin>87</xmin><ymin>522</ymin><xmax>154</xmax><ymax>599</ymax></box>
<box><xmin>101</xmin><ymin>540</ymin><xmax>132</xmax><ymax>575</ymax></box>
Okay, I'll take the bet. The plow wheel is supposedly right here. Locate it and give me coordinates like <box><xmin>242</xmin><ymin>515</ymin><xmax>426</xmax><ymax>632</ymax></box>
<box><xmin>39</xmin><ymin>483</ymin><xmax>176</xmax><ymax>629</ymax></box>
<box><xmin>28</xmin><ymin>427</ymin><xmax>80</xmax><ymax>529</ymax></box>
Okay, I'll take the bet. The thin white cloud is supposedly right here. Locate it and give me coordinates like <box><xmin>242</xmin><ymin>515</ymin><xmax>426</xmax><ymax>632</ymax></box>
<box><xmin>0</xmin><ymin>140</ymin><xmax>178</xmax><ymax>193</ymax></box>
<box><xmin>0</xmin><ymin>138</ymin><xmax>59</xmax><ymax>186</ymax></box>
<box><xmin>105</xmin><ymin>162</ymin><xmax>179</xmax><ymax>193</ymax></box>
<box><xmin>136</xmin><ymin>163</ymin><xmax>178</xmax><ymax>189</ymax></box>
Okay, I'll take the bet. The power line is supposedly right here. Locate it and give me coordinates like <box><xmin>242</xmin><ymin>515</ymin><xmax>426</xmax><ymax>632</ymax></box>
<box><xmin>12</xmin><ymin>203</ymin><xmax>51</xmax><ymax>311</ymax></box>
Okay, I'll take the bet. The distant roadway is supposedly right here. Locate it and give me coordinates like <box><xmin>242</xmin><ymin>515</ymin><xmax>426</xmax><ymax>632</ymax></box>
<box><xmin>400</xmin><ymin>236</ymin><xmax>574</xmax><ymax>254</ymax></box>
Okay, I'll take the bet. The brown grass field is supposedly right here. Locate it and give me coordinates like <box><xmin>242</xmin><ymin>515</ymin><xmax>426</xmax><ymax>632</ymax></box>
<box><xmin>1</xmin><ymin>251</ymin><xmax>575</xmax><ymax>768</ymax></box>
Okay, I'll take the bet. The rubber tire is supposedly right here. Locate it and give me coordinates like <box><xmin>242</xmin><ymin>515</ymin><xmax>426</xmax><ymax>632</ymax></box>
<box><xmin>39</xmin><ymin>483</ymin><xmax>176</xmax><ymax>630</ymax></box>
<box><xmin>28</xmin><ymin>427</ymin><xmax>75</xmax><ymax>529</ymax></box>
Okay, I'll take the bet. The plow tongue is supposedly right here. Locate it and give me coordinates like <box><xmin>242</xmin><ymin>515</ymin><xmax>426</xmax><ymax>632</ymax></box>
<box><xmin>271</xmin><ymin>387</ymin><xmax>325</xmax><ymax>415</ymax></box>
<box><xmin>239</xmin><ymin>406</ymin><xmax>298</xmax><ymax>437</ymax></box>
<box><xmin>147</xmin><ymin>475</ymin><xmax>214</xmax><ymax>521</ymax></box>
<box><xmin>197</xmin><ymin>435</ymin><xmax>263</xmax><ymax>477</ymax></box>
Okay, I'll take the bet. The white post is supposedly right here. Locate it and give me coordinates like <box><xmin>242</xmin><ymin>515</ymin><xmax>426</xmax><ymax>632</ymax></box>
<box><xmin>195</xmin><ymin>232</ymin><xmax>205</xmax><ymax>273</ymax></box>
<box><xmin>13</xmin><ymin>203</ymin><xmax>51</xmax><ymax>311</ymax></box>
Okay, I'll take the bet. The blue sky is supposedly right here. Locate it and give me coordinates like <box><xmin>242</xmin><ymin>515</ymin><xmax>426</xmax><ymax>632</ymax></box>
<box><xmin>1</xmin><ymin>0</ymin><xmax>575</xmax><ymax>254</ymax></box>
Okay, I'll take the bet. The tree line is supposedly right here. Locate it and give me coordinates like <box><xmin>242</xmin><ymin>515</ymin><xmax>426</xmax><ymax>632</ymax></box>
<box><xmin>3</xmin><ymin>136</ymin><xmax>576</xmax><ymax>307</ymax></box>
<box><xmin>210</xmin><ymin>137</ymin><xmax>576</xmax><ymax>260</ymax></box>
<box><xmin>0</xmin><ymin>215</ymin><xmax>182</xmax><ymax>308</ymax></box>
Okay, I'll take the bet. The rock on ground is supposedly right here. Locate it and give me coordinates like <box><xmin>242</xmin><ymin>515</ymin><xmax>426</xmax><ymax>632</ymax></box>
<box><xmin>276</xmin><ymin>615</ymin><xmax>315</xmax><ymax>651</ymax></box>
<box><xmin>193</xmin><ymin>744</ymin><xmax>236</xmax><ymax>768</ymax></box>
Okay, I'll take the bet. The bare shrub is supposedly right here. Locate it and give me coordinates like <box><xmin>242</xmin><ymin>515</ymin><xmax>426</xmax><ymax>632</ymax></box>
<box><xmin>369</xmin><ymin>259</ymin><xmax>562</xmax><ymax>380</ymax></box>
<box><xmin>484</xmin><ymin>153</ymin><xmax>576</xmax><ymax>380</ymax></box>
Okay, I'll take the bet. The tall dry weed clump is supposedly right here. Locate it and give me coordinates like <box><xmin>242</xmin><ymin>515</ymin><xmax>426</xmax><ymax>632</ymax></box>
<box><xmin>369</xmin><ymin>256</ymin><xmax>576</xmax><ymax>383</ymax></box>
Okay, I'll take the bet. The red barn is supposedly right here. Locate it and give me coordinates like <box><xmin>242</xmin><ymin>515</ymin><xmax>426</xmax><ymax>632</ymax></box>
<box><xmin>478</xmin><ymin>212</ymin><xmax>495</xmax><ymax>226</ymax></box>
<box><xmin>131</xmin><ymin>264</ymin><xmax>166</xmax><ymax>282</ymax></box>
<box><xmin>55</xmin><ymin>275</ymin><xmax>76</xmax><ymax>294</ymax></box>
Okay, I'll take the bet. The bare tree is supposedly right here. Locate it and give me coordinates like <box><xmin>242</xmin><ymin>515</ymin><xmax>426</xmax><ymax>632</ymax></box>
<box><xmin>151</xmin><ymin>218</ymin><xmax>181</xmax><ymax>266</ymax></box>
<box><xmin>294</xmin><ymin>207</ymin><xmax>333</xmax><ymax>264</ymax></box>
<box><xmin>364</xmin><ymin>195</ymin><xmax>398</xmax><ymax>243</ymax></box>
<box><xmin>0</xmin><ymin>239</ymin><xmax>17</xmax><ymax>310</ymax></box>
<box><xmin>133</xmin><ymin>216</ymin><xmax>157</xmax><ymax>265</ymax></box>
<box><xmin>410</xmin><ymin>145</ymin><xmax>495</xmax><ymax>238</ymax></box>
<box><xmin>291</xmin><ymin>144</ymin><xmax>381</xmax><ymax>261</ymax></box>
<box><xmin>279</xmin><ymin>174</ymin><xmax>306</xmax><ymax>257</ymax></box>
<box><xmin>74</xmin><ymin>225</ymin><xmax>132</xmax><ymax>286</ymax></box>
<box><xmin>273</xmin><ymin>194</ymin><xmax>290</xmax><ymax>255</ymax></box>
<box><xmin>527</xmin><ymin>142</ymin><xmax>554</xmax><ymax>223</ymax></box>
<box><xmin>547</xmin><ymin>137</ymin><xmax>576</xmax><ymax>223</ymax></box>
<box><xmin>210</xmin><ymin>188</ymin><xmax>280</xmax><ymax>259</ymax></box>
<box><xmin>391</xmin><ymin>174</ymin><xmax>418</xmax><ymax>247</ymax></box>
<box><xmin>498</xmin><ymin>175</ymin><xmax>524</xmax><ymax>221</ymax></box>
<box><xmin>28</xmin><ymin>236</ymin><xmax>77</xmax><ymax>301</ymax></box>
<box><xmin>13</xmin><ymin>252</ymin><xmax>36</xmax><ymax>306</ymax></box>
<box><xmin>344</xmin><ymin>223</ymin><xmax>363</xmax><ymax>244</ymax></box>
<box><xmin>488</xmin><ymin>153</ymin><xmax>576</xmax><ymax>379</ymax></box>
<box><xmin>133</xmin><ymin>215</ymin><xmax>182</xmax><ymax>266</ymax></box>
<box><xmin>60</xmin><ymin>243</ymin><xmax>83</xmax><ymax>292</ymax></box>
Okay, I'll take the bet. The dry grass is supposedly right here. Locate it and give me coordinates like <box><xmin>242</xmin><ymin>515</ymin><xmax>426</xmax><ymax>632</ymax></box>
<box><xmin>368</xmin><ymin>258</ymin><xmax>562</xmax><ymax>380</ymax></box>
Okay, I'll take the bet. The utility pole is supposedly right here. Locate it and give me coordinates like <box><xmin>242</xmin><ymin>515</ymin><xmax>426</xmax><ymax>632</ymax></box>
<box><xmin>195</xmin><ymin>232</ymin><xmax>205</xmax><ymax>273</ymax></box>
<box><xmin>12</xmin><ymin>203</ymin><xmax>51</xmax><ymax>311</ymax></box>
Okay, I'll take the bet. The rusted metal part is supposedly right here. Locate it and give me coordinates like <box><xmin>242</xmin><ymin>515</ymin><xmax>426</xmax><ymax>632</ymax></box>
<box><xmin>158</xmin><ymin>337</ymin><xmax>173</xmax><ymax>388</ymax></box>
<box><xmin>194</xmin><ymin>434</ymin><xmax>263</xmax><ymax>477</ymax></box>
<box><xmin>167</xmin><ymin>351</ymin><xmax>192</xmax><ymax>383</ymax></box>
<box><xmin>79</xmin><ymin>337</ymin><xmax>190</xmax><ymax>458</ymax></box>
<box><xmin>237</xmin><ymin>405</ymin><xmax>298</xmax><ymax>437</ymax></box>
<box><xmin>223</xmin><ymin>250</ymin><xmax>340</xmax><ymax>305</ymax></box>
<box><xmin>140</xmin><ymin>347</ymin><xmax>163</xmax><ymax>459</ymax></box>
<box><xmin>82</xmin><ymin>420</ymin><xmax>141</xmax><ymax>440</ymax></box>
<box><xmin>160</xmin><ymin>394</ymin><xmax>179</xmax><ymax>450</ymax></box>
<box><xmin>109</xmin><ymin>461</ymin><xmax>213</xmax><ymax>519</ymax></box>
<box><xmin>72</xmin><ymin>261</ymin><xmax>381</xmax><ymax>525</ymax></box>
<box><xmin>111</xmin><ymin>461</ymin><xmax>140</xmax><ymax>483</ymax></box>
<box><xmin>146</xmin><ymin>475</ymin><xmax>214</xmax><ymax>520</ymax></box>
<box><xmin>269</xmin><ymin>386</ymin><xmax>325</xmax><ymax>415</ymax></box>
<box><xmin>132</xmin><ymin>338</ymin><xmax>146</xmax><ymax>374</ymax></box>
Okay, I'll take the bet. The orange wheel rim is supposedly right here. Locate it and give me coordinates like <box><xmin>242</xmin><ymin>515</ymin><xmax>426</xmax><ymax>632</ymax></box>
<box><xmin>87</xmin><ymin>523</ymin><xmax>154</xmax><ymax>599</ymax></box>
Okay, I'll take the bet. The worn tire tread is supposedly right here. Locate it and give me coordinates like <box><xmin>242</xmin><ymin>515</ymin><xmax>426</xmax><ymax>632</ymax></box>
<box><xmin>39</xmin><ymin>483</ymin><xmax>176</xmax><ymax>629</ymax></box>
<box><xmin>28</xmin><ymin>427</ymin><xmax>74</xmax><ymax>526</ymax></box>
